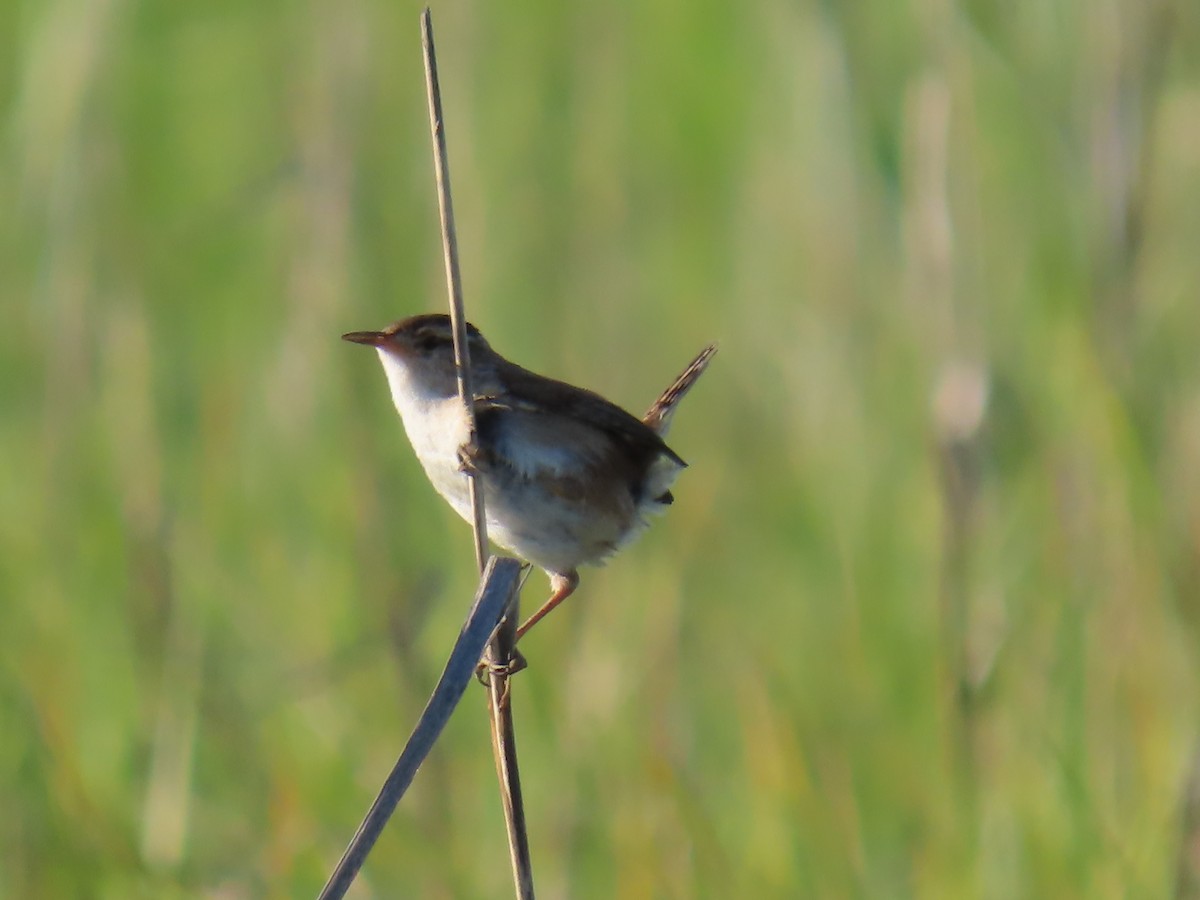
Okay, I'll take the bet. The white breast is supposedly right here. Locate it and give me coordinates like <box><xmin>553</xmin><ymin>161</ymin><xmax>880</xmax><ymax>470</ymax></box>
<box><xmin>378</xmin><ymin>349</ymin><xmax>474</xmax><ymax>518</ymax></box>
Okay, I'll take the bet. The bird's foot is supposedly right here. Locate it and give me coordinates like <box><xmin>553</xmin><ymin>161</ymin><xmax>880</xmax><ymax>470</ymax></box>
<box><xmin>475</xmin><ymin>648</ymin><xmax>528</xmax><ymax>685</ymax></box>
<box><xmin>457</xmin><ymin>439</ymin><xmax>484</xmax><ymax>476</ymax></box>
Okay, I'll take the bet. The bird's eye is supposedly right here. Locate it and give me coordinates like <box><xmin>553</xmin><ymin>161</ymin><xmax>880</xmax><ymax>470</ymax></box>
<box><xmin>416</xmin><ymin>332</ymin><xmax>445</xmax><ymax>352</ymax></box>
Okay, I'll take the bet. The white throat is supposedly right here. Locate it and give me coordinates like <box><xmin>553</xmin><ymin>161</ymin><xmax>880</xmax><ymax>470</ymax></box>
<box><xmin>376</xmin><ymin>349</ymin><xmax>473</xmax><ymax>516</ymax></box>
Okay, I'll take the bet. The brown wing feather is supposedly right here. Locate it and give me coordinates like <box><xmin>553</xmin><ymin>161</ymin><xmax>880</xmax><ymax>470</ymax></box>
<box><xmin>488</xmin><ymin>362</ymin><xmax>686</xmax><ymax>468</ymax></box>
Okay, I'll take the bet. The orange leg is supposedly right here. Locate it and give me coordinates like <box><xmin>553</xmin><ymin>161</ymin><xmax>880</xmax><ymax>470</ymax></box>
<box><xmin>516</xmin><ymin>570</ymin><xmax>580</xmax><ymax>639</ymax></box>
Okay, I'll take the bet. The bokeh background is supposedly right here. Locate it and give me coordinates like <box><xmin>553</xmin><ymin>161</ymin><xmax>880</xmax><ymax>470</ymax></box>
<box><xmin>5</xmin><ymin>0</ymin><xmax>1200</xmax><ymax>896</ymax></box>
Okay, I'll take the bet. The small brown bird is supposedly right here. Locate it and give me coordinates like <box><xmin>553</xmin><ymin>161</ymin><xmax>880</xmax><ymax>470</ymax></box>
<box><xmin>343</xmin><ymin>314</ymin><xmax>715</xmax><ymax>639</ymax></box>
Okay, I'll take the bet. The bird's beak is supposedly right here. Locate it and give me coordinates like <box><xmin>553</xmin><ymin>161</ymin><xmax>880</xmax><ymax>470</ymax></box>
<box><xmin>342</xmin><ymin>330</ymin><xmax>386</xmax><ymax>347</ymax></box>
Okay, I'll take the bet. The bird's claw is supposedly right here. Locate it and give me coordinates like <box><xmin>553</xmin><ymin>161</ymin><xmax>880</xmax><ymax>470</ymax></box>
<box><xmin>475</xmin><ymin>649</ymin><xmax>528</xmax><ymax>685</ymax></box>
<box><xmin>457</xmin><ymin>439</ymin><xmax>483</xmax><ymax>476</ymax></box>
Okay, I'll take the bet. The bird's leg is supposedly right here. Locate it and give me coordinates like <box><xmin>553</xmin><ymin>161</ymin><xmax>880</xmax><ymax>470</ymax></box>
<box><xmin>516</xmin><ymin>570</ymin><xmax>580</xmax><ymax>639</ymax></box>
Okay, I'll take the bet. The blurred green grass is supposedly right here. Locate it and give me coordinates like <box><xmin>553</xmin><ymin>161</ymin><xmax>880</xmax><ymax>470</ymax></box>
<box><xmin>4</xmin><ymin>0</ymin><xmax>1200</xmax><ymax>896</ymax></box>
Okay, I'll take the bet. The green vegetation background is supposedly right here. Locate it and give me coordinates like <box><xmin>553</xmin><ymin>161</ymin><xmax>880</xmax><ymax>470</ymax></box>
<box><xmin>4</xmin><ymin>0</ymin><xmax>1200</xmax><ymax>896</ymax></box>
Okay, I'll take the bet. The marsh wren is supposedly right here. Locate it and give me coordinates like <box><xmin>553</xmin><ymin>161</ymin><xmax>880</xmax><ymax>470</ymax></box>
<box><xmin>343</xmin><ymin>314</ymin><xmax>715</xmax><ymax>640</ymax></box>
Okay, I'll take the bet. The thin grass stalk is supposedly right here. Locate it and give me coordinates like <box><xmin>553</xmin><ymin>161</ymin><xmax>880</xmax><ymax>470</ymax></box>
<box><xmin>317</xmin><ymin>558</ymin><xmax>522</xmax><ymax>900</ymax></box>
<box><xmin>421</xmin><ymin>10</ymin><xmax>535</xmax><ymax>898</ymax></box>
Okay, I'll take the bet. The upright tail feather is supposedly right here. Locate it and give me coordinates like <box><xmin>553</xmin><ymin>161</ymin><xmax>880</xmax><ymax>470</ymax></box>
<box><xmin>642</xmin><ymin>343</ymin><xmax>717</xmax><ymax>436</ymax></box>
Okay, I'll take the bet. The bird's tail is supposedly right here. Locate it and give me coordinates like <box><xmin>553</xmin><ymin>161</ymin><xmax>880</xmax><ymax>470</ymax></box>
<box><xmin>642</xmin><ymin>343</ymin><xmax>718</xmax><ymax>436</ymax></box>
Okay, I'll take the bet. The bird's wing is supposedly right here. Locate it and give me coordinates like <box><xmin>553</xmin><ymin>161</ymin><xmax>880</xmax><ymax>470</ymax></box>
<box><xmin>477</xmin><ymin>364</ymin><xmax>686</xmax><ymax>471</ymax></box>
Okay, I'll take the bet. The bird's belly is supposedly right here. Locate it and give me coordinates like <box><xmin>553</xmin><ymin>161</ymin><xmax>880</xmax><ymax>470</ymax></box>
<box><xmin>402</xmin><ymin>404</ymin><xmax>680</xmax><ymax>575</ymax></box>
<box><xmin>415</xmin><ymin>450</ymin><xmax>664</xmax><ymax>575</ymax></box>
<box><xmin>481</xmin><ymin>473</ymin><xmax>638</xmax><ymax>574</ymax></box>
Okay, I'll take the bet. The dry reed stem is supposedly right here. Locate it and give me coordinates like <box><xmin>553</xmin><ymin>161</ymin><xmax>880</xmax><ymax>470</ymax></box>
<box><xmin>317</xmin><ymin>558</ymin><xmax>522</xmax><ymax>900</ymax></box>
<box><xmin>421</xmin><ymin>9</ymin><xmax>535</xmax><ymax>898</ymax></box>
